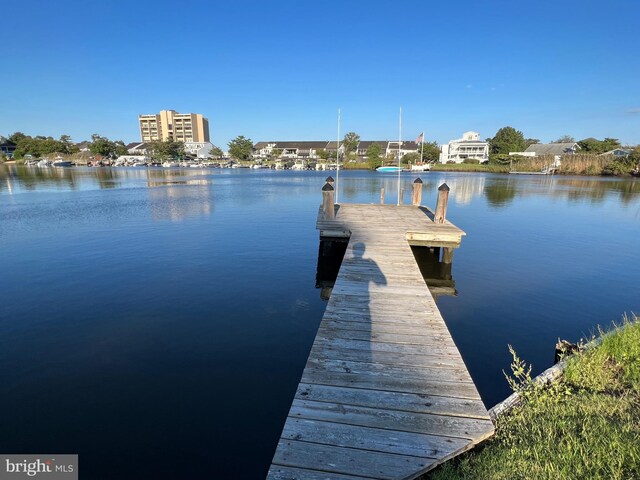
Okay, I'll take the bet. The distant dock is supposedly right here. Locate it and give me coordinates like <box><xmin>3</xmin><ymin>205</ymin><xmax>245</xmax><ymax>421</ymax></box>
<box><xmin>268</xmin><ymin>181</ymin><xmax>494</xmax><ymax>479</ymax></box>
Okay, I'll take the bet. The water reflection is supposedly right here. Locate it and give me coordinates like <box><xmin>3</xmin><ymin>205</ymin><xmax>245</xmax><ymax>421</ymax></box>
<box><xmin>146</xmin><ymin>170</ymin><xmax>213</xmax><ymax>222</ymax></box>
<box><xmin>1</xmin><ymin>167</ymin><xmax>638</xmax><ymax>208</ymax></box>
<box><xmin>484</xmin><ymin>179</ymin><xmax>518</xmax><ymax>207</ymax></box>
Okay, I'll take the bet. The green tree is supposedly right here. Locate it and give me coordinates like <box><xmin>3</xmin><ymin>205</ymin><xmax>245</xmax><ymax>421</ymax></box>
<box><xmin>8</xmin><ymin>132</ymin><xmax>27</xmax><ymax>144</ymax></box>
<box><xmin>366</xmin><ymin>143</ymin><xmax>382</xmax><ymax>169</ymax></box>
<box><xmin>13</xmin><ymin>135</ymin><xmax>66</xmax><ymax>159</ymax></box>
<box><xmin>89</xmin><ymin>134</ymin><xmax>129</xmax><ymax>158</ymax></box>
<box><xmin>59</xmin><ymin>135</ymin><xmax>79</xmax><ymax>154</ymax></box>
<box><xmin>114</xmin><ymin>141</ymin><xmax>128</xmax><ymax>157</ymax></box>
<box><xmin>209</xmin><ymin>146</ymin><xmax>224</xmax><ymax>159</ymax></box>
<box><xmin>419</xmin><ymin>141</ymin><xmax>440</xmax><ymax>163</ymax></box>
<box><xmin>553</xmin><ymin>135</ymin><xmax>575</xmax><ymax>143</ymax></box>
<box><xmin>89</xmin><ymin>134</ymin><xmax>116</xmax><ymax>157</ymax></box>
<box><xmin>147</xmin><ymin>139</ymin><xmax>185</xmax><ymax>160</ymax></box>
<box><xmin>578</xmin><ymin>137</ymin><xmax>621</xmax><ymax>154</ymax></box>
<box><xmin>488</xmin><ymin>127</ymin><xmax>528</xmax><ymax>155</ymax></box>
<box><xmin>228</xmin><ymin>135</ymin><xmax>254</xmax><ymax>161</ymax></box>
<box><xmin>401</xmin><ymin>152</ymin><xmax>420</xmax><ymax>165</ymax></box>
<box><xmin>342</xmin><ymin>132</ymin><xmax>360</xmax><ymax>156</ymax></box>
<box><xmin>271</xmin><ymin>148</ymin><xmax>282</xmax><ymax>159</ymax></box>
<box><xmin>317</xmin><ymin>149</ymin><xmax>329</xmax><ymax>160</ymax></box>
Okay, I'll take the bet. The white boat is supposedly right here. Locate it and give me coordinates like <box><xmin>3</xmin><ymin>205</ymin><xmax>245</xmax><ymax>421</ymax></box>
<box><xmin>376</xmin><ymin>166</ymin><xmax>403</xmax><ymax>173</ymax></box>
<box><xmin>410</xmin><ymin>163</ymin><xmax>431</xmax><ymax>172</ymax></box>
<box><xmin>52</xmin><ymin>160</ymin><xmax>73</xmax><ymax>167</ymax></box>
<box><xmin>37</xmin><ymin>159</ymin><xmax>52</xmax><ymax>167</ymax></box>
<box><xmin>162</xmin><ymin>162</ymin><xmax>179</xmax><ymax>168</ymax></box>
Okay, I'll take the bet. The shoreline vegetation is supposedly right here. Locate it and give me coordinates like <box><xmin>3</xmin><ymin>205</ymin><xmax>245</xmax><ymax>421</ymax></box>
<box><xmin>3</xmin><ymin>148</ymin><xmax>639</xmax><ymax>178</ymax></box>
<box><xmin>426</xmin><ymin>314</ymin><xmax>640</xmax><ymax>480</ymax></box>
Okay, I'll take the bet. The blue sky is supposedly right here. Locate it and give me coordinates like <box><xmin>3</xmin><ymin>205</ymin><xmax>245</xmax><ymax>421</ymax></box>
<box><xmin>2</xmin><ymin>0</ymin><xmax>639</xmax><ymax>147</ymax></box>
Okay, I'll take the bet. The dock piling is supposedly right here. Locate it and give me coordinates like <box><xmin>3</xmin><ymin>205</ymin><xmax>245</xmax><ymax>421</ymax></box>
<box><xmin>412</xmin><ymin>177</ymin><xmax>423</xmax><ymax>206</ymax></box>
<box><xmin>434</xmin><ymin>183</ymin><xmax>450</xmax><ymax>224</ymax></box>
<box><xmin>322</xmin><ymin>182</ymin><xmax>335</xmax><ymax>220</ymax></box>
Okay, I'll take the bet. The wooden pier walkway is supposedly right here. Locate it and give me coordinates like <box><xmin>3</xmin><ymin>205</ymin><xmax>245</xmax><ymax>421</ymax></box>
<box><xmin>268</xmin><ymin>197</ymin><xmax>494</xmax><ymax>479</ymax></box>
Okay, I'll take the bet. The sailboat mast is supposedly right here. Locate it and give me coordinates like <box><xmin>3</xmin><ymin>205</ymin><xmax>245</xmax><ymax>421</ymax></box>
<box><xmin>397</xmin><ymin>107</ymin><xmax>402</xmax><ymax>205</ymax></box>
<box><xmin>336</xmin><ymin>108</ymin><xmax>340</xmax><ymax>204</ymax></box>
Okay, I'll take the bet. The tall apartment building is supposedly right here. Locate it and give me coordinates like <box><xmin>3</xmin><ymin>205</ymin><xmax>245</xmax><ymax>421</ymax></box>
<box><xmin>139</xmin><ymin>110</ymin><xmax>210</xmax><ymax>143</ymax></box>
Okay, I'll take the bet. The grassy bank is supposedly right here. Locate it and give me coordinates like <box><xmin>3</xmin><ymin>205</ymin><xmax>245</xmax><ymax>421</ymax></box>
<box><xmin>427</xmin><ymin>314</ymin><xmax>640</xmax><ymax>480</ymax></box>
<box><xmin>430</xmin><ymin>163</ymin><xmax>511</xmax><ymax>173</ymax></box>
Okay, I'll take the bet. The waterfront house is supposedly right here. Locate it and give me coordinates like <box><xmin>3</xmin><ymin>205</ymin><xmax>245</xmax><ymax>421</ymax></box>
<box><xmin>184</xmin><ymin>141</ymin><xmax>215</xmax><ymax>159</ymax></box>
<box><xmin>439</xmin><ymin>131</ymin><xmax>489</xmax><ymax>163</ymax></box>
<box><xmin>254</xmin><ymin>141</ymin><xmax>336</xmax><ymax>160</ymax></box>
<box><xmin>598</xmin><ymin>148</ymin><xmax>631</xmax><ymax>158</ymax></box>
<box><xmin>0</xmin><ymin>140</ymin><xmax>17</xmax><ymax>158</ymax></box>
<box><xmin>127</xmin><ymin>142</ymin><xmax>150</xmax><ymax>155</ymax></box>
<box><xmin>354</xmin><ymin>141</ymin><xmax>419</xmax><ymax>160</ymax></box>
<box><xmin>523</xmin><ymin>142</ymin><xmax>580</xmax><ymax>157</ymax></box>
<box><xmin>75</xmin><ymin>141</ymin><xmax>91</xmax><ymax>152</ymax></box>
<box><xmin>355</xmin><ymin>141</ymin><xmax>388</xmax><ymax>157</ymax></box>
<box><xmin>324</xmin><ymin>141</ymin><xmax>345</xmax><ymax>159</ymax></box>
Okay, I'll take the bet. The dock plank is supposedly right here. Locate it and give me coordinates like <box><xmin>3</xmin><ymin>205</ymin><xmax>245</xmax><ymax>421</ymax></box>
<box><xmin>269</xmin><ymin>203</ymin><xmax>493</xmax><ymax>479</ymax></box>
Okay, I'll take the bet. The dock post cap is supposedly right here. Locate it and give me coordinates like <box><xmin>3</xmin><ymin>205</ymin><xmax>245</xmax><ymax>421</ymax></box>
<box><xmin>413</xmin><ymin>177</ymin><xmax>423</xmax><ymax>184</ymax></box>
<box><xmin>325</xmin><ymin>176</ymin><xmax>335</xmax><ymax>183</ymax></box>
<box><xmin>322</xmin><ymin>182</ymin><xmax>335</xmax><ymax>191</ymax></box>
<box><xmin>438</xmin><ymin>183</ymin><xmax>450</xmax><ymax>191</ymax></box>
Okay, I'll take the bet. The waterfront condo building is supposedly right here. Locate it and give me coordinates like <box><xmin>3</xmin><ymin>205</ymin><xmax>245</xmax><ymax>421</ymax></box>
<box><xmin>139</xmin><ymin>110</ymin><xmax>210</xmax><ymax>143</ymax></box>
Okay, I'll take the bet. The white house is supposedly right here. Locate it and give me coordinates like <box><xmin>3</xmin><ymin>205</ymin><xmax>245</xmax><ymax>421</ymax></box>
<box><xmin>439</xmin><ymin>131</ymin><xmax>489</xmax><ymax>163</ymax></box>
<box><xmin>184</xmin><ymin>142</ymin><xmax>215</xmax><ymax>158</ymax></box>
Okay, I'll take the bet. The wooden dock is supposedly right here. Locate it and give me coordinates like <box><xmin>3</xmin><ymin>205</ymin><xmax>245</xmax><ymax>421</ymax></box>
<box><xmin>268</xmin><ymin>191</ymin><xmax>494</xmax><ymax>479</ymax></box>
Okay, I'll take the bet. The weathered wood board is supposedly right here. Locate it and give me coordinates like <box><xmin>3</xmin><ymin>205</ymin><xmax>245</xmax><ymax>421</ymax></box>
<box><xmin>268</xmin><ymin>204</ymin><xmax>492</xmax><ymax>480</ymax></box>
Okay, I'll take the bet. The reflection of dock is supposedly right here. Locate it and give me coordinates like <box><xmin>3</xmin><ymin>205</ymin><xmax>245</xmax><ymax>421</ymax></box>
<box><xmin>268</xmin><ymin>186</ymin><xmax>493</xmax><ymax>479</ymax></box>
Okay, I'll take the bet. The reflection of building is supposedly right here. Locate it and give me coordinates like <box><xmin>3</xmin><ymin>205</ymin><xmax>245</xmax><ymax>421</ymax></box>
<box><xmin>439</xmin><ymin>131</ymin><xmax>489</xmax><ymax>163</ymax></box>
<box><xmin>146</xmin><ymin>170</ymin><xmax>213</xmax><ymax>221</ymax></box>
<box><xmin>139</xmin><ymin>110</ymin><xmax>210</xmax><ymax>143</ymax></box>
<box><xmin>434</xmin><ymin>175</ymin><xmax>485</xmax><ymax>205</ymax></box>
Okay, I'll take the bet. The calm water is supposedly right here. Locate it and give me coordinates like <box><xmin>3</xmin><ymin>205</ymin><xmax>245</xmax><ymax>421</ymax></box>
<box><xmin>1</xmin><ymin>165</ymin><xmax>639</xmax><ymax>478</ymax></box>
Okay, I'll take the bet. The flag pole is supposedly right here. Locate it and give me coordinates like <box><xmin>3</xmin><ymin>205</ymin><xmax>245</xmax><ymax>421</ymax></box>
<box><xmin>397</xmin><ymin>107</ymin><xmax>402</xmax><ymax>205</ymax></box>
<box><xmin>420</xmin><ymin>132</ymin><xmax>424</xmax><ymax>164</ymax></box>
<box><xmin>336</xmin><ymin>108</ymin><xmax>340</xmax><ymax>204</ymax></box>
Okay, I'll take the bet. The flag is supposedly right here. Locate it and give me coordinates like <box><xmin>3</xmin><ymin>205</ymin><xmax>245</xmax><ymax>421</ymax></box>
<box><xmin>415</xmin><ymin>132</ymin><xmax>424</xmax><ymax>144</ymax></box>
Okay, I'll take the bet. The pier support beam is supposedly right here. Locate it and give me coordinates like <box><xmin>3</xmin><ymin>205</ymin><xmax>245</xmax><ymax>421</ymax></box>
<box><xmin>412</xmin><ymin>177</ymin><xmax>423</xmax><ymax>206</ymax></box>
<box><xmin>322</xmin><ymin>183</ymin><xmax>335</xmax><ymax>220</ymax></box>
<box><xmin>442</xmin><ymin>247</ymin><xmax>454</xmax><ymax>264</ymax></box>
<box><xmin>435</xmin><ymin>183</ymin><xmax>450</xmax><ymax>224</ymax></box>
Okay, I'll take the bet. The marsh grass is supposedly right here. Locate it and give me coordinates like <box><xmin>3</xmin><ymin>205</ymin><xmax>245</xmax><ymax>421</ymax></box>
<box><xmin>427</xmin><ymin>314</ymin><xmax>640</xmax><ymax>480</ymax></box>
